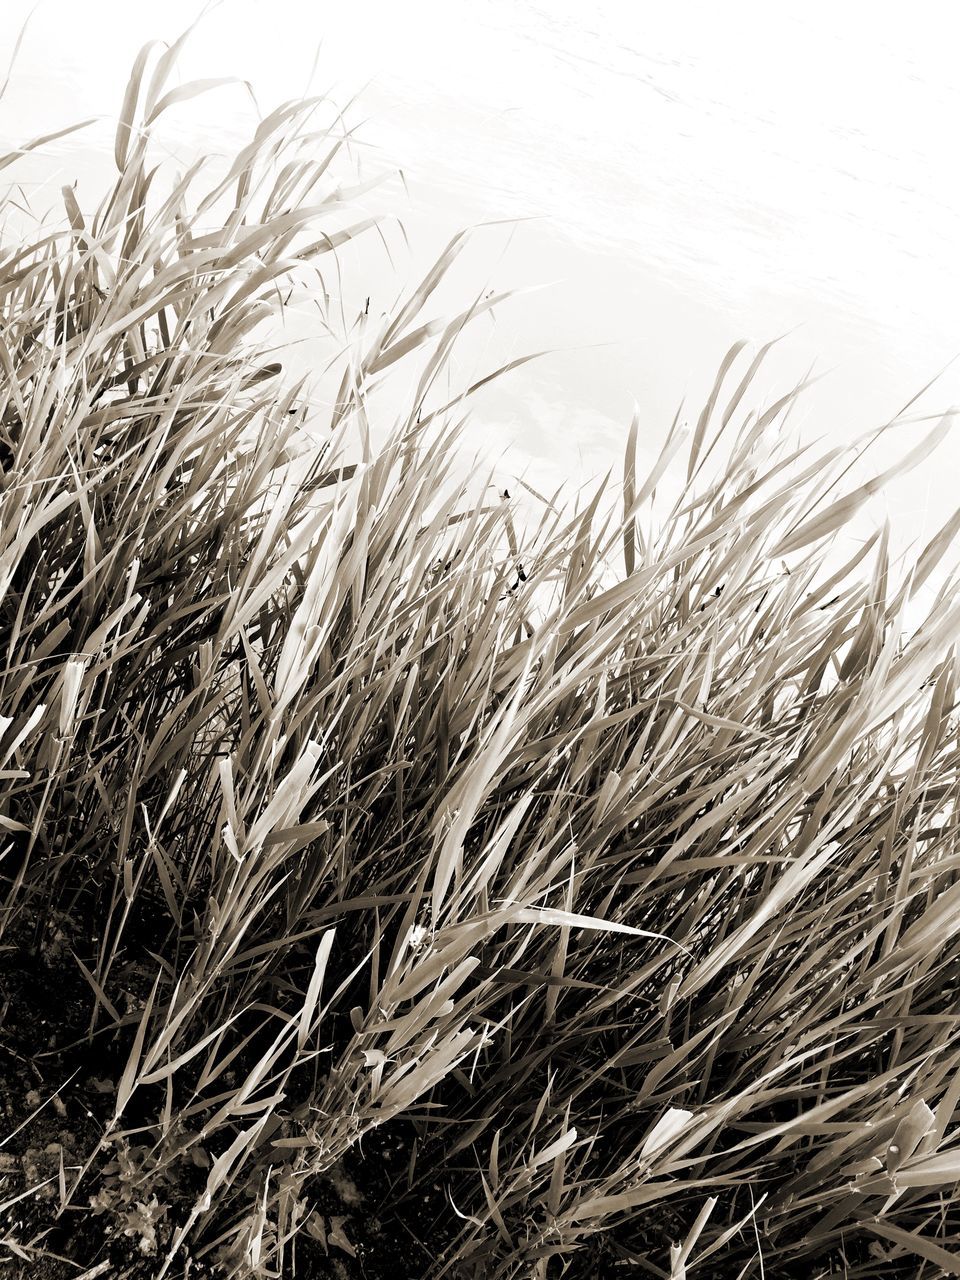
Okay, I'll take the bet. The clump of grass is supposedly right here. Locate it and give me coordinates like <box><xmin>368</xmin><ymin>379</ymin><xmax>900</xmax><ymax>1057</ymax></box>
<box><xmin>2</xmin><ymin>29</ymin><xmax>960</xmax><ymax>1280</ymax></box>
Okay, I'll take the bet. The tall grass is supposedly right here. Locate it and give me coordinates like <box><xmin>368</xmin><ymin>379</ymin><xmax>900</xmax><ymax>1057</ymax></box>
<box><xmin>2</xmin><ymin>31</ymin><xmax>960</xmax><ymax>1280</ymax></box>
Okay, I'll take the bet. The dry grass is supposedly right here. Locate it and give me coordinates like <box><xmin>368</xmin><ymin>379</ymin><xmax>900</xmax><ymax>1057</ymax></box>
<box><xmin>2</xmin><ymin>28</ymin><xmax>960</xmax><ymax>1280</ymax></box>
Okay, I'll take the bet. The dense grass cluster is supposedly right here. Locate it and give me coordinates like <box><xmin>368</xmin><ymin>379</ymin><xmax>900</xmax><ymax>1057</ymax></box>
<box><xmin>4</xmin><ymin>34</ymin><xmax>960</xmax><ymax>1280</ymax></box>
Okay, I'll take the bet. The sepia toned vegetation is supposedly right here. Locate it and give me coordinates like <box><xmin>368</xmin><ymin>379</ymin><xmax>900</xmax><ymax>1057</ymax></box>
<box><xmin>2</xmin><ymin>27</ymin><xmax>960</xmax><ymax>1280</ymax></box>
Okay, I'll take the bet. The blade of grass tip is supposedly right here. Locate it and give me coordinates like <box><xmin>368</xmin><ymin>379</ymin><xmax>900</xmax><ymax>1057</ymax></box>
<box><xmin>0</xmin><ymin>119</ymin><xmax>98</xmax><ymax>176</ymax></box>
<box><xmin>797</xmin><ymin>383</ymin><xmax>959</xmax><ymax>534</ymax></box>
<box><xmin>686</xmin><ymin>339</ymin><xmax>749</xmax><ymax>483</ymax></box>
<box><xmin>114</xmin><ymin>41</ymin><xmax>161</xmax><ymax>171</ymax></box>
<box><xmin>529</xmin><ymin>1126</ymin><xmax>578</xmax><ymax>1170</ymax></box>
<box><xmin>640</xmin><ymin>1107</ymin><xmax>695</xmax><ymax>1159</ymax></box>
<box><xmin>298</xmin><ymin>927</ymin><xmax>336</xmax><ymax>1051</ymax></box>
<box><xmin>772</xmin><ymin>410</ymin><xmax>954</xmax><ymax>558</ymax></box>
<box><xmin>511</xmin><ymin>905</ymin><xmax>685</xmax><ymax>949</ymax></box>
<box><xmin>623</xmin><ymin>404</ymin><xmax>639</xmax><ymax>576</ymax></box>
<box><xmin>145</xmin><ymin>77</ymin><xmax>247</xmax><ymax>127</ymax></box>
<box><xmin>695</xmin><ymin>333</ymin><xmax>787</xmax><ymax>479</ymax></box>
<box><xmin>378</xmin><ymin>229</ymin><xmax>473</xmax><ymax>352</ymax></box>
<box><xmin>727</xmin><ymin>372</ymin><xmax>826</xmax><ymax>475</ymax></box>
<box><xmin>661</xmin><ymin>398</ymin><xmax>686</xmax><ymax>463</ymax></box>
<box><xmin>405</xmin><ymin>283</ymin><xmax>554</xmax><ymax>420</ymax></box>
<box><xmin>629</xmin><ymin>422</ymin><xmax>691</xmax><ymax>516</ymax></box>
<box><xmin>0</xmin><ymin>703</ymin><xmax>47</xmax><ymax>772</ymax></box>
<box><xmin>417</xmin><ymin>349</ymin><xmax>552</xmax><ymax>432</ymax></box>
<box><xmin>141</xmin><ymin>20</ymin><xmax>206</xmax><ymax>121</ymax></box>
<box><xmin>378</xmin><ymin>215</ymin><xmax>539</xmax><ymax>353</ymax></box>
<box><xmin>672</xmin><ymin>1196</ymin><xmax>718</xmax><ymax>1277</ymax></box>
<box><xmin>907</xmin><ymin>504</ymin><xmax>960</xmax><ymax>602</ymax></box>
<box><xmin>367</xmin><ymin>286</ymin><xmax>515</xmax><ymax>377</ymax></box>
<box><xmin>0</xmin><ymin>5</ymin><xmax>37</xmax><ymax>102</ymax></box>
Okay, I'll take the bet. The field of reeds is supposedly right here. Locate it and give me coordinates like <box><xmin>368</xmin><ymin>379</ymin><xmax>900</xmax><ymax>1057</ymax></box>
<box><xmin>3</xmin><ymin>29</ymin><xmax>960</xmax><ymax>1280</ymax></box>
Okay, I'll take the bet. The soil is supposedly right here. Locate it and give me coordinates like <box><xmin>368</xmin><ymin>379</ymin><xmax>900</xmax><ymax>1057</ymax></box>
<box><xmin>0</xmin><ymin>908</ymin><xmax>459</xmax><ymax>1279</ymax></box>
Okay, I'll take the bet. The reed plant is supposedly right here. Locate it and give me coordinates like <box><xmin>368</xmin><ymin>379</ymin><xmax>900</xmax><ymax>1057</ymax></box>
<box><xmin>2</xmin><ymin>29</ymin><xmax>960</xmax><ymax>1280</ymax></box>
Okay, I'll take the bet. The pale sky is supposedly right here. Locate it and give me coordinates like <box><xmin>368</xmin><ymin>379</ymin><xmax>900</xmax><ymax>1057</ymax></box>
<box><xmin>3</xmin><ymin>0</ymin><xmax>959</xmax><ymax>560</ymax></box>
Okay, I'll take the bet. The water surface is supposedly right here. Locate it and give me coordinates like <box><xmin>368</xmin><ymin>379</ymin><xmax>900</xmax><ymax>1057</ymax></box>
<box><xmin>3</xmin><ymin>0</ymin><xmax>959</xmax><ymax>543</ymax></box>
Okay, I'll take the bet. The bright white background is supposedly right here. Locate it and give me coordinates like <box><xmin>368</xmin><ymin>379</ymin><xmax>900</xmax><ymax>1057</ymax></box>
<box><xmin>3</xmin><ymin>0</ymin><xmax>959</xmax><ymax>556</ymax></box>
